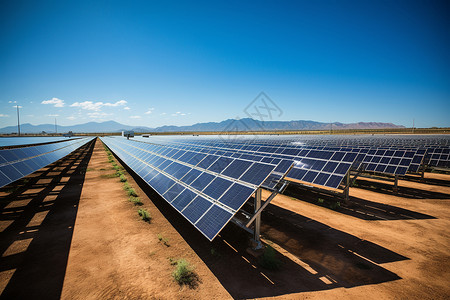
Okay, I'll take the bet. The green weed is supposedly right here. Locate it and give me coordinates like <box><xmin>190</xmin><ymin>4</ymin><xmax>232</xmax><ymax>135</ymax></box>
<box><xmin>259</xmin><ymin>245</ymin><xmax>281</xmax><ymax>270</ymax></box>
<box><xmin>138</xmin><ymin>208</ymin><xmax>151</xmax><ymax>222</ymax></box>
<box><xmin>172</xmin><ymin>259</ymin><xmax>197</xmax><ymax>286</ymax></box>
<box><xmin>129</xmin><ymin>196</ymin><xmax>143</xmax><ymax>206</ymax></box>
<box><xmin>127</xmin><ymin>188</ymin><xmax>138</xmax><ymax>197</ymax></box>
<box><xmin>158</xmin><ymin>234</ymin><xmax>170</xmax><ymax>247</ymax></box>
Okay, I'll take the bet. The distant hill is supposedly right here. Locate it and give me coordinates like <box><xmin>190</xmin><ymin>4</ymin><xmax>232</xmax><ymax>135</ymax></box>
<box><xmin>0</xmin><ymin>118</ymin><xmax>404</xmax><ymax>134</ymax></box>
<box><xmin>0</xmin><ymin>121</ymin><xmax>152</xmax><ymax>134</ymax></box>
<box><xmin>152</xmin><ymin>118</ymin><xmax>405</xmax><ymax>132</ymax></box>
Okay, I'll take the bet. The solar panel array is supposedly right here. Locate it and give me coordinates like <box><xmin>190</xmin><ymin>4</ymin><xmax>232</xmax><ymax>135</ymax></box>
<box><xmin>2</xmin><ymin>133</ymin><xmax>447</xmax><ymax>243</ymax></box>
<box><xmin>0</xmin><ymin>137</ymin><xmax>95</xmax><ymax>188</ymax></box>
<box><xmin>100</xmin><ymin>137</ymin><xmax>278</xmax><ymax>240</ymax></box>
<box><xmin>0</xmin><ymin>136</ymin><xmax>81</xmax><ymax>148</ymax></box>
<box><xmin>148</xmin><ymin>134</ymin><xmax>449</xmax><ymax>176</ymax></box>
<box><xmin>138</xmin><ymin>138</ymin><xmax>357</xmax><ymax>189</ymax></box>
<box><xmin>425</xmin><ymin>147</ymin><xmax>450</xmax><ymax>168</ymax></box>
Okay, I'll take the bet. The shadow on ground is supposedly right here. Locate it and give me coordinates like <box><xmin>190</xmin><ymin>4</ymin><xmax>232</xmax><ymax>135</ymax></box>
<box><xmin>352</xmin><ymin>178</ymin><xmax>450</xmax><ymax>199</ymax></box>
<box><xmin>0</xmin><ymin>140</ymin><xmax>94</xmax><ymax>299</ymax></box>
<box><xmin>403</xmin><ymin>174</ymin><xmax>450</xmax><ymax>188</ymax></box>
<box><xmin>284</xmin><ymin>184</ymin><xmax>437</xmax><ymax>221</ymax></box>
<box><xmin>120</xmin><ymin>156</ymin><xmax>406</xmax><ymax>299</ymax></box>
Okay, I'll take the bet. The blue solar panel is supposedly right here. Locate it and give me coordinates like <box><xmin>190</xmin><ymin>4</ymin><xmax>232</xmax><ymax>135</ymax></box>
<box><xmin>195</xmin><ymin>205</ymin><xmax>233</xmax><ymax>240</ymax></box>
<box><xmin>182</xmin><ymin>196</ymin><xmax>213</xmax><ymax>224</ymax></box>
<box><xmin>218</xmin><ymin>183</ymin><xmax>254</xmax><ymax>210</ymax></box>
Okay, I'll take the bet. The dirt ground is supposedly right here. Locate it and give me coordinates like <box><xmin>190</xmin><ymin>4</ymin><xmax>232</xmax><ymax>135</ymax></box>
<box><xmin>1</xmin><ymin>138</ymin><xmax>449</xmax><ymax>299</ymax></box>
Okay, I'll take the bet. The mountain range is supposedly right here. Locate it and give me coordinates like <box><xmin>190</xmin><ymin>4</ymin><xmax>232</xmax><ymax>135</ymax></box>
<box><xmin>0</xmin><ymin>118</ymin><xmax>405</xmax><ymax>134</ymax></box>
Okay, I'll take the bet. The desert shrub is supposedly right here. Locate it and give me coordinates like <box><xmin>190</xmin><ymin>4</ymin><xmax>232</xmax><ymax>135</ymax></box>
<box><xmin>173</xmin><ymin>259</ymin><xmax>196</xmax><ymax>285</ymax></box>
<box><xmin>123</xmin><ymin>182</ymin><xmax>130</xmax><ymax>190</ymax></box>
<box><xmin>210</xmin><ymin>248</ymin><xmax>221</xmax><ymax>258</ymax></box>
<box><xmin>115</xmin><ymin>170</ymin><xmax>124</xmax><ymax>177</ymax></box>
<box><xmin>129</xmin><ymin>196</ymin><xmax>143</xmax><ymax>206</ymax></box>
<box><xmin>317</xmin><ymin>198</ymin><xmax>324</xmax><ymax>205</ymax></box>
<box><xmin>100</xmin><ymin>173</ymin><xmax>117</xmax><ymax>179</ymax></box>
<box><xmin>259</xmin><ymin>245</ymin><xmax>281</xmax><ymax>270</ymax></box>
<box><xmin>127</xmin><ymin>188</ymin><xmax>138</xmax><ymax>197</ymax></box>
<box><xmin>329</xmin><ymin>201</ymin><xmax>341</xmax><ymax>210</ymax></box>
<box><xmin>138</xmin><ymin>208</ymin><xmax>151</xmax><ymax>222</ymax></box>
<box><xmin>119</xmin><ymin>174</ymin><xmax>127</xmax><ymax>182</ymax></box>
<box><xmin>157</xmin><ymin>234</ymin><xmax>170</xmax><ymax>247</ymax></box>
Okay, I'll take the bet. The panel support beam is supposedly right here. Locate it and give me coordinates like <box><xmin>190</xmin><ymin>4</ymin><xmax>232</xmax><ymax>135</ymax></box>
<box><xmin>343</xmin><ymin>172</ymin><xmax>350</xmax><ymax>204</ymax></box>
<box><xmin>252</xmin><ymin>188</ymin><xmax>263</xmax><ymax>250</ymax></box>
<box><xmin>246</xmin><ymin>181</ymin><xmax>287</xmax><ymax>228</ymax></box>
<box><xmin>394</xmin><ymin>175</ymin><xmax>399</xmax><ymax>194</ymax></box>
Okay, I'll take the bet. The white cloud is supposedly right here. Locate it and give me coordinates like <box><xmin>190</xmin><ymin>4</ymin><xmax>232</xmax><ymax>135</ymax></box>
<box><xmin>67</xmin><ymin>116</ymin><xmax>76</xmax><ymax>120</ymax></box>
<box><xmin>124</xmin><ymin>107</ymin><xmax>131</xmax><ymax>110</ymax></box>
<box><xmin>46</xmin><ymin>114</ymin><xmax>60</xmax><ymax>117</ymax></box>
<box><xmin>160</xmin><ymin>112</ymin><xmax>167</xmax><ymax>116</ymax></box>
<box><xmin>145</xmin><ymin>108</ymin><xmax>155</xmax><ymax>114</ymax></box>
<box><xmin>70</xmin><ymin>100</ymin><xmax>127</xmax><ymax>111</ymax></box>
<box><xmin>171</xmin><ymin>111</ymin><xmax>187</xmax><ymax>117</ymax></box>
<box><xmin>130</xmin><ymin>115</ymin><xmax>141</xmax><ymax>119</ymax></box>
<box><xmin>104</xmin><ymin>100</ymin><xmax>127</xmax><ymax>107</ymax></box>
<box><xmin>8</xmin><ymin>101</ymin><xmax>16</xmax><ymax>103</ymax></box>
<box><xmin>71</xmin><ymin>101</ymin><xmax>103</xmax><ymax>111</ymax></box>
<box><xmin>87</xmin><ymin>112</ymin><xmax>113</xmax><ymax>118</ymax></box>
<box><xmin>12</xmin><ymin>105</ymin><xmax>23</xmax><ymax>108</ymax></box>
<box><xmin>0</xmin><ymin>114</ymin><xmax>9</xmax><ymax>117</ymax></box>
<box><xmin>42</xmin><ymin>97</ymin><xmax>65</xmax><ymax>107</ymax></box>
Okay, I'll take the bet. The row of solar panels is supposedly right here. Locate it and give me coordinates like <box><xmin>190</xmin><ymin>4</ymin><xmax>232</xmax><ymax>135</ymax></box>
<box><xmin>141</xmin><ymin>138</ymin><xmax>355</xmax><ymax>189</ymax></box>
<box><xmin>209</xmin><ymin>135</ymin><xmax>449</xmax><ymax>168</ymax></box>
<box><xmin>0</xmin><ymin>136</ymin><xmax>81</xmax><ymax>148</ymax></box>
<box><xmin>0</xmin><ymin>137</ymin><xmax>95</xmax><ymax>188</ymax></box>
<box><xmin>179</xmin><ymin>136</ymin><xmax>446</xmax><ymax>170</ymax></box>
<box><xmin>100</xmin><ymin>137</ymin><xmax>290</xmax><ymax>240</ymax></box>
<box><xmin>143</xmin><ymin>137</ymin><xmax>426</xmax><ymax>182</ymax></box>
<box><xmin>226</xmin><ymin>135</ymin><xmax>450</xmax><ymax>147</ymax></box>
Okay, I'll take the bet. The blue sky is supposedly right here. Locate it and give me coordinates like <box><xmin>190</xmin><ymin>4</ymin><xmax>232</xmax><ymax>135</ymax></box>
<box><xmin>0</xmin><ymin>0</ymin><xmax>449</xmax><ymax>128</ymax></box>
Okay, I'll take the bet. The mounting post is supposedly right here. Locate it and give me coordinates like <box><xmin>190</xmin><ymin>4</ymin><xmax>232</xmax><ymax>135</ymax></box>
<box><xmin>343</xmin><ymin>172</ymin><xmax>350</xmax><ymax>204</ymax></box>
<box><xmin>394</xmin><ymin>175</ymin><xmax>399</xmax><ymax>194</ymax></box>
<box><xmin>252</xmin><ymin>188</ymin><xmax>263</xmax><ymax>250</ymax></box>
<box><xmin>246</xmin><ymin>181</ymin><xmax>287</xmax><ymax>228</ymax></box>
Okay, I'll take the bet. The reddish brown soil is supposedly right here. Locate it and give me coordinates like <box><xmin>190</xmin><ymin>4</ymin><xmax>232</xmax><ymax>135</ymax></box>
<box><xmin>1</xmin><ymin>138</ymin><xmax>449</xmax><ymax>299</ymax></box>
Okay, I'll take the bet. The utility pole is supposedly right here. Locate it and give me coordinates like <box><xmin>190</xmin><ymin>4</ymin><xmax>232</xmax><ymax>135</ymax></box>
<box><xmin>16</xmin><ymin>104</ymin><xmax>20</xmax><ymax>136</ymax></box>
<box><xmin>55</xmin><ymin>118</ymin><xmax>57</xmax><ymax>134</ymax></box>
<box><xmin>412</xmin><ymin>119</ymin><xmax>415</xmax><ymax>134</ymax></box>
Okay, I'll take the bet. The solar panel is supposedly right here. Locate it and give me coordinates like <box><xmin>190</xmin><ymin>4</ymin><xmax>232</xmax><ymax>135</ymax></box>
<box><xmin>425</xmin><ymin>147</ymin><xmax>450</xmax><ymax>168</ymax></box>
<box><xmin>0</xmin><ymin>137</ymin><xmax>95</xmax><ymax>188</ymax></box>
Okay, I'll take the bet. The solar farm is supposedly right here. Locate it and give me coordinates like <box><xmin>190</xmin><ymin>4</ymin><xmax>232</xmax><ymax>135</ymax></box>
<box><xmin>1</xmin><ymin>134</ymin><xmax>449</xmax><ymax>299</ymax></box>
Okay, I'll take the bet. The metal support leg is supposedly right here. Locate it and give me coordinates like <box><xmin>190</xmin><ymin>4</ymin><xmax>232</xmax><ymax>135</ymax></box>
<box><xmin>252</xmin><ymin>188</ymin><xmax>263</xmax><ymax>250</ymax></box>
<box><xmin>394</xmin><ymin>175</ymin><xmax>399</xmax><ymax>194</ymax></box>
<box><xmin>344</xmin><ymin>172</ymin><xmax>350</xmax><ymax>204</ymax></box>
